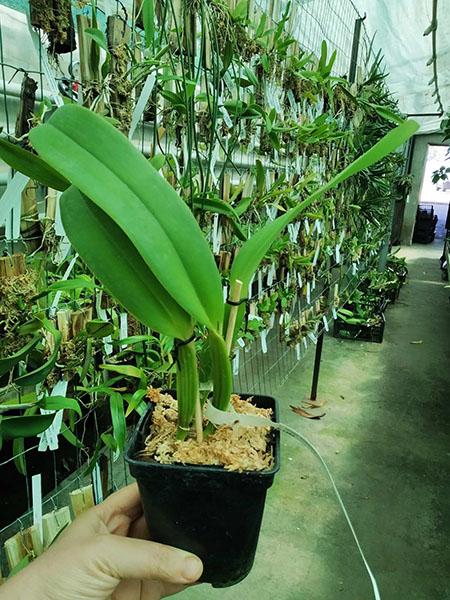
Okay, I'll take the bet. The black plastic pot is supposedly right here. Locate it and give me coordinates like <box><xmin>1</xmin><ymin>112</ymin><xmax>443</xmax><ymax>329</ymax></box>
<box><xmin>125</xmin><ymin>392</ymin><xmax>280</xmax><ymax>588</ymax></box>
<box><xmin>334</xmin><ymin>313</ymin><xmax>385</xmax><ymax>343</ymax></box>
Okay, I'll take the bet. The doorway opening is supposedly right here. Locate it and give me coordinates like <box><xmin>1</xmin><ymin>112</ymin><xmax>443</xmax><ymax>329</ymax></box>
<box><xmin>415</xmin><ymin>144</ymin><xmax>450</xmax><ymax>243</ymax></box>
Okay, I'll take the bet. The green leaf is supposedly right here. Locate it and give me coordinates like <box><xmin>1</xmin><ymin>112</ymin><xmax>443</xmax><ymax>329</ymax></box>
<box><xmin>101</xmin><ymin>432</ymin><xmax>118</xmax><ymax>452</ymax></box>
<box><xmin>0</xmin><ymin>140</ymin><xmax>69</xmax><ymax>191</ymax></box>
<box><xmin>39</xmin><ymin>395</ymin><xmax>82</xmax><ymax>417</ymax></box>
<box><xmin>150</xmin><ymin>154</ymin><xmax>165</xmax><ymax>170</ymax></box>
<box><xmin>18</xmin><ymin>314</ymin><xmax>45</xmax><ymax>335</ymax></box>
<box><xmin>232</xmin><ymin>0</ymin><xmax>248</xmax><ymax>20</ymax></box>
<box><xmin>125</xmin><ymin>388</ymin><xmax>148</xmax><ymax>417</ymax></box>
<box><xmin>85</xmin><ymin>27</ymin><xmax>110</xmax><ymax>54</ymax></box>
<box><xmin>100</xmin><ymin>363</ymin><xmax>145</xmax><ymax>379</ymax></box>
<box><xmin>13</xmin><ymin>437</ymin><xmax>26</xmax><ymax>475</ymax></box>
<box><xmin>33</xmin><ymin>277</ymin><xmax>96</xmax><ymax>300</ymax></box>
<box><xmin>60</xmin><ymin>425</ymin><xmax>84</xmax><ymax>448</ymax></box>
<box><xmin>59</xmin><ymin>188</ymin><xmax>192</xmax><ymax>339</ymax></box>
<box><xmin>1</xmin><ymin>413</ymin><xmax>55</xmax><ymax>439</ymax></box>
<box><xmin>255</xmin><ymin>159</ymin><xmax>265</xmax><ymax>197</ymax></box>
<box><xmin>221</xmin><ymin>41</ymin><xmax>234</xmax><ymax>75</ymax></box>
<box><xmin>142</xmin><ymin>0</ymin><xmax>155</xmax><ymax>49</ymax></box>
<box><xmin>243</xmin><ymin>66</ymin><xmax>258</xmax><ymax>88</ymax></box>
<box><xmin>7</xmin><ymin>554</ymin><xmax>30</xmax><ymax>577</ymax></box>
<box><xmin>0</xmin><ymin>334</ymin><xmax>41</xmax><ymax>377</ymax></box>
<box><xmin>14</xmin><ymin>324</ymin><xmax>62</xmax><ymax>387</ymax></box>
<box><xmin>373</xmin><ymin>105</ymin><xmax>404</xmax><ymax>125</ymax></box>
<box><xmin>29</xmin><ymin>105</ymin><xmax>223</xmax><ymax>332</ymax></box>
<box><xmin>256</xmin><ymin>13</ymin><xmax>266</xmax><ymax>38</ymax></box>
<box><xmin>85</xmin><ymin>319</ymin><xmax>115</xmax><ymax>338</ymax></box>
<box><xmin>110</xmin><ymin>391</ymin><xmax>126</xmax><ymax>453</ymax></box>
<box><xmin>227</xmin><ymin>119</ymin><xmax>419</xmax><ymax>340</ymax></box>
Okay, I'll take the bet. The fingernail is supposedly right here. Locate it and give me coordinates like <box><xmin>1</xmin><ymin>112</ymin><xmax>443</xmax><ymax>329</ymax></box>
<box><xmin>183</xmin><ymin>556</ymin><xmax>203</xmax><ymax>581</ymax></box>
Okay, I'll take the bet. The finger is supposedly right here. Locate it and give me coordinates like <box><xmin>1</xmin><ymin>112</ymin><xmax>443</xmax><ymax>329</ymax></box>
<box><xmin>129</xmin><ymin>513</ymin><xmax>150</xmax><ymax>540</ymax></box>
<box><xmin>141</xmin><ymin>580</ymin><xmax>190</xmax><ymax>599</ymax></box>
<box><xmin>94</xmin><ymin>536</ymin><xmax>203</xmax><ymax>585</ymax></box>
<box><xmin>96</xmin><ymin>483</ymin><xmax>143</xmax><ymax>524</ymax></box>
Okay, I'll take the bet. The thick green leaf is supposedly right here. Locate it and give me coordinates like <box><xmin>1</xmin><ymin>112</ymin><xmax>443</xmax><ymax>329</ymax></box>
<box><xmin>100</xmin><ymin>363</ymin><xmax>144</xmax><ymax>379</ymax></box>
<box><xmin>0</xmin><ymin>334</ymin><xmax>40</xmax><ymax>377</ymax></box>
<box><xmin>228</xmin><ymin>119</ymin><xmax>419</xmax><ymax>339</ymax></box>
<box><xmin>18</xmin><ymin>314</ymin><xmax>45</xmax><ymax>335</ymax></box>
<box><xmin>1</xmin><ymin>413</ymin><xmax>55</xmax><ymax>439</ymax></box>
<box><xmin>85</xmin><ymin>27</ymin><xmax>109</xmax><ymax>54</ymax></box>
<box><xmin>30</xmin><ymin>105</ymin><xmax>223</xmax><ymax>332</ymax></box>
<box><xmin>142</xmin><ymin>0</ymin><xmax>155</xmax><ymax>49</ymax></box>
<box><xmin>85</xmin><ymin>319</ymin><xmax>115</xmax><ymax>338</ymax></box>
<box><xmin>14</xmin><ymin>324</ymin><xmax>62</xmax><ymax>387</ymax></box>
<box><xmin>13</xmin><ymin>437</ymin><xmax>26</xmax><ymax>475</ymax></box>
<box><xmin>7</xmin><ymin>554</ymin><xmax>30</xmax><ymax>577</ymax></box>
<box><xmin>59</xmin><ymin>187</ymin><xmax>192</xmax><ymax>339</ymax></box>
<box><xmin>39</xmin><ymin>395</ymin><xmax>82</xmax><ymax>417</ymax></box>
<box><xmin>109</xmin><ymin>391</ymin><xmax>126</xmax><ymax>453</ymax></box>
<box><xmin>0</xmin><ymin>140</ymin><xmax>69</xmax><ymax>191</ymax></box>
<box><xmin>150</xmin><ymin>154</ymin><xmax>165</xmax><ymax>170</ymax></box>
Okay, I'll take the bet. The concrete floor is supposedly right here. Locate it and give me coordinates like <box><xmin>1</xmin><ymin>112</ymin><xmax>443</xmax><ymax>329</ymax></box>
<box><xmin>184</xmin><ymin>242</ymin><xmax>450</xmax><ymax>600</ymax></box>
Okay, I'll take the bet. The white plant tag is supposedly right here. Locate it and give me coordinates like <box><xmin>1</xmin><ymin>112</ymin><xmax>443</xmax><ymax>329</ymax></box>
<box><xmin>312</xmin><ymin>243</ymin><xmax>321</xmax><ymax>266</ymax></box>
<box><xmin>232</xmin><ymin>349</ymin><xmax>240</xmax><ymax>375</ymax></box>
<box><xmin>248</xmin><ymin>273</ymin><xmax>255</xmax><ymax>298</ymax></box>
<box><xmin>323</xmin><ymin>315</ymin><xmax>329</xmax><ymax>332</ymax></box>
<box><xmin>92</xmin><ymin>463</ymin><xmax>103</xmax><ymax>504</ymax></box>
<box><xmin>38</xmin><ymin>380</ymin><xmax>68</xmax><ymax>452</ymax></box>
<box><xmin>129</xmin><ymin>73</ymin><xmax>156</xmax><ymax>139</ymax></box>
<box><xmin>267</xmin><ymin>262</ymin><xmax>276</xmax><ymax>286</ymax></box>
<box><xmin>32</xmin><ymin>474</ymin><xmax>43</xmax><ymax>544</ymax></box>
<box><xmin>269</xmin><ymin>313</ymin><xmax>275</xmax><ymax>330</ymax></box>
<box><xmin>306</xmin><ymin>281</ymin><xmax>311</xmax><ymax>304</ymax></box>
<box><xmin>223</xmin><ymin>285</ymin><xmax>228</xmax><ymax>303</ymax></box>
<box><xmin>303</xmin><ymin>337</ymin><xmax>308</xmax><ymax>349</ymax></box>
<box><xmin>332</xmin><ymin>306</ymin><xmax>338</xmax><ymax>320</ymax></box>
<box><xmin>219</xmin><ymin>105</ymin><xmax>233</xmax><ymax>128</ymax></box>
<box><xmin>119</xmin><ymin>313</ymin><xmax>128</xmax><ymax>349</ymax></box>
<box><xmin>237</xmin><ymin>337</ymin><xmax>245</xmax><ymax>348</ymax></box>
<box><xmin>286</xmin><ymin>271</ymin><xmax>290</xmax><ymax>287</ymax></box>
<box><xmin>297</xmin><ymin>272</ymin><xmax>302</xmax><ymax>288</ymax></box>
<box><xmin>261</xmin><ymin>329</ymin><xmax>268</xmax><ymax>353</ymax></box>
<box><xmin>308</xmin><ymin>332</ymin><xmax>318</xmax><ymax>344</ymax></box>
<box><xmin>296</xmin><ymin>343</ymin><xmax>301</xmax><ymax>360</ymax></box>
<box><xmin>335</xmin><ymin>244</ymin><xmax>341</xmax><ymax>264</ymax></box>
<box><xmin>304</xmin><ymin>218</ymin><xmax>310</xmax><ymax>235</ymax></box>
<box><xmin>258</xmin><ymin>270</ymin><xmax>263</xmax><ymax>296</ymax></box>
<box><xmin>279</xmin><ymin>313</ymin><xmax>284</xmax><ymax>325</ymax></box>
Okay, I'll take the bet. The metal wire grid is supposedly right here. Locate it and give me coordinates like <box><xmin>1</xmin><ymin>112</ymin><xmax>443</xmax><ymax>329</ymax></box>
<box><xmin>232</xmin><ymin>256</ymin><xmax>372</xmax><ymax>396</ymax></box>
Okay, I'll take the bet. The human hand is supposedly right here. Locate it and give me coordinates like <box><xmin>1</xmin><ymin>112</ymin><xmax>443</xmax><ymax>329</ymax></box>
<box><xmin>1</xmin><ymin>483</ymin><xmax>203</xmax><ymax>600</ymax></box>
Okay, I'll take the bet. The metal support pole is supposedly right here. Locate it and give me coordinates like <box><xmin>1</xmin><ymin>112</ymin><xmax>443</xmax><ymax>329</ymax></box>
<box><xmin>349</xmin><ymin>15</ymin><xmax>366</xmax><ymax>83</ymax></box>
<box><xmin>308</xmin><ymin>324</ymin><xmax>324</xmax><ymax>402</ymax></box>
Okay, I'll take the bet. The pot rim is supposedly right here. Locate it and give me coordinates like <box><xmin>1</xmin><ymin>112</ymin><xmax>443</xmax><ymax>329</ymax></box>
<box><xmin>124</xmin><ymin>392</ymin><xmax>281</xmax><ymax>477</ymax></box>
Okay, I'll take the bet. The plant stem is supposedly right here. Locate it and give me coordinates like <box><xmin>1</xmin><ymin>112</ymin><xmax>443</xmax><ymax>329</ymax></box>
<box><xmin>208</xmin><ymin>328</ymin><xmax>232</xmax><ymax>411</ymax></box>
<box><xmin>175</xmin><ymin>339</ymin><xmax>198</xmax><ymax>440</ymax></box>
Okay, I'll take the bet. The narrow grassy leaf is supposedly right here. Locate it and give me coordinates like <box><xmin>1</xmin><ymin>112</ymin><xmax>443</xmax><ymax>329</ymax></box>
<box><xmin>14</xmin><ymin>325</ymin><xmax>62</xmax><ymax>387</ymax></box>
<box><xmin>110</xmin><ymin>392</ymin><xmax>126</xmax><ymax>452</ymax></box>
<box><xmin>85</xmin><ymin>319</ymin><xmax>115</xmax><ymax>338</ymax></box>
<box><xmin>39</xmin><ymin>395</ymin><xmax>82</xmax><ymax>417</ymax></box>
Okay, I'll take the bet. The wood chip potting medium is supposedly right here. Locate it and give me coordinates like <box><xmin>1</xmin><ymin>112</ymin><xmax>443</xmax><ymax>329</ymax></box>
<box><xmin>141</xmin><ymin>389</ymin><xmax>274</xmax><ymax>472</ymax></box>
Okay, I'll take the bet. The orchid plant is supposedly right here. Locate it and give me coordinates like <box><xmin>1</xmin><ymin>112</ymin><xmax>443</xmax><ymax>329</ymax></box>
<box><xmin>0</xmin><ymin>105</ymin><xmax>418</xmax><ymax>440</ymax></box>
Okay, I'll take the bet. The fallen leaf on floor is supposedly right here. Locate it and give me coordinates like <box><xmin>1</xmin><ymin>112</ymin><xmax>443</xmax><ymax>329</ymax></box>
<box><xmin>290</xmin><ymin>405</ymin><xmax>325</xmax><ymax>419</ymax></box>
<box><xmin>410</xmin><ymin>340</ymin><xmax>423</xmax><ymax>344</ymax></box>
<box><xmin>302</xmin><ymin>400</ymin><xmax>326</xmax><ymax>409</ymax></box>
<box><xmin>340</xmin><ymin>395</ymin><xmax>345</xmax><ymax>399</ymax></box>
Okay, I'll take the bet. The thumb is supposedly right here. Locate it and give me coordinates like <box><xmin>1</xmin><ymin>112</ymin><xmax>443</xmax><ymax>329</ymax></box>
<box><xmin>92</xmin><ymin>535</ymin><xmax>203</xmax><ymax>585</ymax></box>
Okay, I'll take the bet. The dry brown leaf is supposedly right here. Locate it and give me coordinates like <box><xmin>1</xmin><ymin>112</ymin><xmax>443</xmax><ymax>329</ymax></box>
<box><xmin>302</xmin><ymin>400</ymin><xmax>326</xmax><ymax>409</ymax></box>
<box><xmin>290</xmin><ymin>405</ymin><xmax>326</xmax><ymax>419</ymax></box>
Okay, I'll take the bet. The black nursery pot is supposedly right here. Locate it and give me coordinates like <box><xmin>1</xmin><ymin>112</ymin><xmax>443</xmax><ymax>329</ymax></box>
<box><xmin>124</xmin><ymin>392</ymin><xmax>280</xmax><ymax>588</ymax></box>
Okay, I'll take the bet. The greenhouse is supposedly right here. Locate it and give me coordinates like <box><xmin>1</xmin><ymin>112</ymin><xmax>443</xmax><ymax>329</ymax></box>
<box><xmin>0</xmin><ymin>0</ymin><xmax>448</xmax><ymax>598</ymax></box>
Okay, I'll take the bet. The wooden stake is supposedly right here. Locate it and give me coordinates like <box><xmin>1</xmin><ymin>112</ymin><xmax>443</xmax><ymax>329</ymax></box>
<box><xmin>4</xmin><ymin>533</ymin><xmax>26</xmax><ymax>570</ymax></box>
<box><xmin>57</xmin><ymin>310</ymin><xmax>71</xmax><ymax>342</ymax></box>
<box><xmin>225</xmin><ymin>279</ymin><xmax>243</xmax><ymax>354</ymax></box>
<box><xmin>23</xmin><ymin>525</ymin><xmax>43</xmax><ymax>557</ymax></box>
<box><xmin>42</xmin><ymin>507</ymin><xmax>72</xmax><ymax>548</ymax></box>
<box><xmin>222</xmin><ymin>173</ymin><xmax>231</xmax><ymax>203</ymax></box>
<box><xmin>46</xmin><ymin>188</ymin><xmax>57</xmax><ymax>221</ymax></box>
<box><xmin>195</xmin><ymin>393</ymin><xmax>203</xmax><ymax>444</ymax></box>
<box><xmin>11</xmin><ymin>254</ymin><xmax>26</xmax><ymax>276</ymax></box>
<box><xmin>70</xmin><ymin>485</ymin><xmax>95</xmax><ymax>517</ymax></box>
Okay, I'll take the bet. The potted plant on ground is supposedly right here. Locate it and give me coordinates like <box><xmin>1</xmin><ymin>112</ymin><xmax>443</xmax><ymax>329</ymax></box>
<box><xmin>0</xmin><ymin>104</ymin><xmax>418</xmax><ymax>586</ymax></box>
